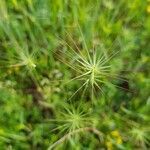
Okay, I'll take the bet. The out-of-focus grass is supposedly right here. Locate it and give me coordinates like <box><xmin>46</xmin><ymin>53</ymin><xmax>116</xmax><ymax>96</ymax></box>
<box><xmin>0</xmin><ymin>0</ymin><xmax>149</xmax><ymax>149</ymax></box>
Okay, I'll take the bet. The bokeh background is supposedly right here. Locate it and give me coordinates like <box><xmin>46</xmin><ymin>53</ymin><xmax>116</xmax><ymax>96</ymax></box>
<box><xmin>0</xmin><ymin>0</ymin><xmax>149</xmax><ymax>149</ymax></box>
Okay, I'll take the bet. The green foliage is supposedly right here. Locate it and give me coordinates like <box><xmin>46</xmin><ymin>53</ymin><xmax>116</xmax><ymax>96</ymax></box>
<box><xmin>0</xmin><ymin>0</ymin><xmax>149</xmax><ymax>149</ymax></box>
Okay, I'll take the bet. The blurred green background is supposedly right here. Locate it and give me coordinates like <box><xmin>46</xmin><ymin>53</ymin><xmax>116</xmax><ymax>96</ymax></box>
<box><xmin>0</xmin><ymin>0</ymin><xmax>149</xmax><ymax>149</ymax></box>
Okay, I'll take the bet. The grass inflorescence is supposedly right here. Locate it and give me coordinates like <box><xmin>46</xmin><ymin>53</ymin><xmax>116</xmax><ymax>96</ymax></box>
<box><xmin>0</xmin><ymin>0</ymin><xmax>149</xmax><ymax>150</ymax></box>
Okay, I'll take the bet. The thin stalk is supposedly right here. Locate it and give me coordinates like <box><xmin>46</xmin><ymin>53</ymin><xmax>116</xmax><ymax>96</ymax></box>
<box><xmin>48</xmin><ymin>127</ymin><xmax>103</xmax><ymax>150</ymax></box>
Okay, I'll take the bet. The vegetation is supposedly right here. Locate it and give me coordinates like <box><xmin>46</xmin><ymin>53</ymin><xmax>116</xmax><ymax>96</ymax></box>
<box><xmin>0</xmin><ymin>0</ymin><xmax>149</xmax><ymax>149</ymax></box>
